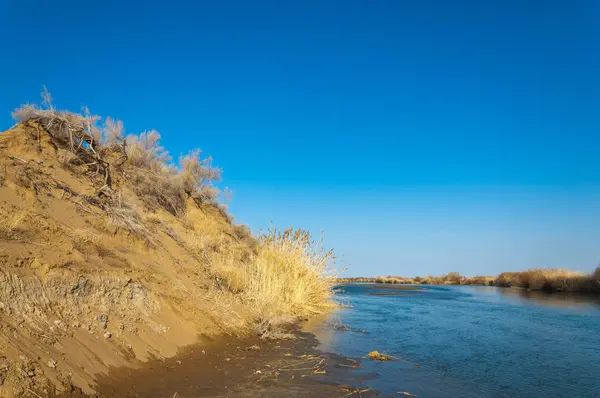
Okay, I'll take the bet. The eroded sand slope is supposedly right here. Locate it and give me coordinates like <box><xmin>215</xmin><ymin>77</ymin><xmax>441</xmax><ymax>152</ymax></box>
<box><xmin>0</xmin><ymin>124</ymin><xmax>255</xmax><ymax>397</ymax></box>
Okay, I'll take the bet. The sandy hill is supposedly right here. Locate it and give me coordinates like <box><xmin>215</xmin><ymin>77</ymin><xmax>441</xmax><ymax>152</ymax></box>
<box><xmin>0</xmin><ymin>101</ymin><xmax>333</xmax><ymax>397</ymax></box>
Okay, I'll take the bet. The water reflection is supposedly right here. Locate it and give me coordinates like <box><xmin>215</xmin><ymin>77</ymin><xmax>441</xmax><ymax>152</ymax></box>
<box><xmin>322</xmin><ymin>284</ymin><xmax>600</xmax><ymax>397</ymax></box>
<box><xmin>497</xmin><ymin>286</ymin><xmax>600</xmax><ymax>309</ymax></box>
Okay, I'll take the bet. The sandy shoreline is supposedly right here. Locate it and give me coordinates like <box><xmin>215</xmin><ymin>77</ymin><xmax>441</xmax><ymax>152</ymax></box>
<box><xmin>92</xmin><ymin>326</ymin><xmax>376</xmax><ymax>397</ymax></box>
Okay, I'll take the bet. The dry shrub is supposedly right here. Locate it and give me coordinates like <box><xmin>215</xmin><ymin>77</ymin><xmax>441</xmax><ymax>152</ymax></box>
<box><xmin>445</xmin><ymin>272</ymin><xmax>463</xmax><ymax>284</ymax></box>
<box><xmin>103</xmin><ymin>116</ymin><xmax>125</xmax><ymax>149</ymax></box>
<box><xmin>123</xmin><ymin>131</ymin><xmax>184</xmax><ymax>215</ymax></box>
<box><xmin>408</xmin><ymin>273</ymin><xmax>464</xmax><ymax>285</ymax></box>
<box><xmin>177</xmin><ymin>150</ymin><xmax>221</xmax><ymax>199</ymax></box>
<box><xmin>494</xmin><ymin>272</ymin><xmax>520</xmax><ymax>287</ymax></box>
<box><xmin>12</xmin><ymin>88</ymin><xmax>222</xmax><ymax>219</ymax></box>
<box><xmin>124</xmin><ymin>166</ymin><xmax>186</xmax><ymax>216</ymax></box>
<box><xmin>374</xmin><ymin>276</ymin><xmax>411</xmax><ymax>284</ymax></box>
<box><xmin>125</xmin><ymin>130</ymin><xmax>170</xmax><ymax>170</ymax></box>
<box><xmin>233</xmin><ymin>224</ymin><xmax>253</xmax><ymax>241</ymax></box>
<box><xmin>495</xmin><ymin>268</ymin><xmax>598</xmax><ymax>293</ymax></box>
<box><xmin>12</xmin><ymin>89</ymin><xmax>106</xmax><ymax>184</ymax></box>
<box><xmin>463</xmin><ymin>275</ymin><xmax>495</xmax><ymax>286</ymax></box>
<box><xmin>121</xmin><ymin>137</ymin><xmax>221</xmax><ymax>215</ymax></box>
<box><xmin>213</xmin><ymin>260</ymin><xmax>248</xmax><ymax>293</ymax></box>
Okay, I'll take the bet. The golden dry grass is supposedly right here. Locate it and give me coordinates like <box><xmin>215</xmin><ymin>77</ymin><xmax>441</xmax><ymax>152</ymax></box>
<box><xmin>0</xmin><ymin>212</ymin><xmax>26</xmax><ymax>239</ymax></box>
<box><xmin>495</xmin><ymin>268</ymin><xmax>598</xmax><ymax>292</ymax></box>
<box><xmin>8</xmin><ymin>89</ymin><xmax>339</xmax><ymax>340</ymax></box>
<box><xmin>208</xmin><ymin>228</ymin><xmax>337</xmax><ymax>338</ymax></box>
<box><xmin>343</xmin><ymin>268</ymin><xmax>600</xmax><ymax>293</ymax></box>
<box><xmin>367</xmin><ymin>351</ymin><xmax>392</xmax><ymax>361</ymax></box>
<box><xmin>0</xmin><ymin>91</ymin><xmax>344</xmax><ymax>396</ymax></box>
<box><xmin>248</xmin><ymin>228</ymin><xmax>336</xmax><ymax>316</ymax></box>
<box><xmin>374</xmin><ymin>276</ymin><xmax>414</xmax><ymax>284</ymax></box>
<box><xmin>70</xmin><ymin>228</ymin><xmax>100</xmax><ymax>249</ymax></box>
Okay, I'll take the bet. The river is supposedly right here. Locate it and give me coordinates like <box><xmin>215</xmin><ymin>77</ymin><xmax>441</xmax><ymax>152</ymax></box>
<box><xmin>308</xmin><ymin>283</ymin><xmax>600</xmax><ymax>397</ymax></box>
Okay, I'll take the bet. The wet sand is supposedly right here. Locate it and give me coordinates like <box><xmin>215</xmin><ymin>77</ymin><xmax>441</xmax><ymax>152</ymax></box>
<box><xmin>94</xmin><ymin>328</ymin><xmax>377</xmax><ymax>397</ymax></box>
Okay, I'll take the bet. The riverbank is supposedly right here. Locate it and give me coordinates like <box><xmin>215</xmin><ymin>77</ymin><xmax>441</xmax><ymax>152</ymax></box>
<box><xmin>94</xmin><ymin>325</ymin><xmax>375</xmax><ymax>398</ymax></box>
<box><xmin>340</xmin><ymin>267</ymin><xmax>600</xmax><ymax>294</ymax></box>
<box><xmin>0</xmin><ymin>93</ymin><xmax>337</xmax><ymax>396</ymax></box>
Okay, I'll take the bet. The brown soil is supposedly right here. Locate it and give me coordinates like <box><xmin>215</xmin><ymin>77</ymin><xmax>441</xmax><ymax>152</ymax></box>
<box><xmin>93</xmin><ymin>329</ymin><xmax>377</xmax><ymax>398</ymax></box>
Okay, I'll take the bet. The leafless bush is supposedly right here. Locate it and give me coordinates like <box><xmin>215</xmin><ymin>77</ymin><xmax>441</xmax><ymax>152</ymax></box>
<box><xmin>12</xmin><ymin>88</ymin><xmax>110</xmax><ymax>186</ymax></box>
<box><xmin>13</xmin><ymin>89</ymin><xmax>100</xmax><ymax>148</ymax></box>
<box><xmin>12</xmin><ymin>87</ymin><xmax>224</xmax><ymax>218</ymax></box>
<box><xmin>102</xmin><ymin>117</ymin><xmax>124</xmax><ymax>147</ymax></box>
<box><xmin>125</xmin><ymin>130</ymin><xmax>170</xmax><ymax>170</ymax></box>
<box><xmin>125</xmin><ymin>166</ymin><xmax>186</xmax><ymax>216</ymax></box>
<box><xmin>177</xmin><ymin>149</ymin><xmax>221</xmax><ymax>194</ymax></box>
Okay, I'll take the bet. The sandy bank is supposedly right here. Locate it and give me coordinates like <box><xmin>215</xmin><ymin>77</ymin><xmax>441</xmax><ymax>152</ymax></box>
<box><xmin>93</xmin><ymin>327</ymin><xmax>374</xmax><ymax>398</ymax></box>
<box><xmin>0</xmin><ymin>96</ymin><xmax>336</xmax><ymax>397</ymax></box>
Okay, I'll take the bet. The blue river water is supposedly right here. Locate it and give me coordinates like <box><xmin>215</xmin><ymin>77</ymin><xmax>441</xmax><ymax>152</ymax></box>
<box><xmin>308</xmin><ymin>284</ymin><xmax>600</xmax><ymax>397</ymax></box>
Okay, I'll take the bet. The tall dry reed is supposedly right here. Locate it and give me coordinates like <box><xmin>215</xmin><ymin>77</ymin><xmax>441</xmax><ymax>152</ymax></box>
<box><xmin>210</xmin><ymin>227</ymin><xmax>338</xmax><ymax>337</ymax></box>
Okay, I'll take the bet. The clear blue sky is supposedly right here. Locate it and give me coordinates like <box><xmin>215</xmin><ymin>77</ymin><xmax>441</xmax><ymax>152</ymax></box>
<box><xmin>1</xmin><ymin>0</ymin><xmax>599</xmax><ymax>276</ymax></box>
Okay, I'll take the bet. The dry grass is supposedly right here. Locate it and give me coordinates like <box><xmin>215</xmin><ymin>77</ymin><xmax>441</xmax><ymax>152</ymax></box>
<box><xmin>495</xmin><ymin>268</ymin><xmax>598</xmax><ymax>292</ymax></box>
<box><xmin>9</xmin><ymin>89</ymin><xmax>340</xmax><ymax>340</ymax></box>
<box><xmin>367</xmin><ymin>351</ymin><xmax>393</xmax><ymax>361</ymax></box>
<box><xmin>343</xmin><ymin>268</ymin><xmax>599</xmax><ymax>293</ymax></box>
<box><xmin>12</xmin><ymin>88</ymin><xmax>221</xmax><ymax>220</ymax></box>
<box><xmin>462</xmin><ymin>275</ymin><xmax>496</xmax><ymax>286</ymax></box>
<box><xmin>0</xmin><ymin>212</ymin><xmax>26</xmax><ymax>239</ymax></box>
<box><xmin>374</xmin><ymin>276</ymin><xmax>414</xmax><ymax>284</ymax></box>
<box><xmin>103</xmin><ymin>193</ymin><xmax>149</xmax><ymax>238</ymax></box>
<box><xmin>69</xmin><ymin>228</ymin><xmax>113</xmax><ymax>257</ymax></box>
<box><xmin>70</xmin><ymin>228</ymin><xmax>100</xmax><ymax>251</ymax></box>
<box><xmin>210</xmin><ymin>228</ymin><xmax>337</xmax><ymax>338</ymax></box>
<box><xmin>249</xmin><ymin>228</ymin><xmax>336</xmax><ymax>320</ymax></box>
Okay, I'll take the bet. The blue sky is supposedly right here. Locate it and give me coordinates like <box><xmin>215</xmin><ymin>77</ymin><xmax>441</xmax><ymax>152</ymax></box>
<box><xmin>1</xmin><ymin>0</ymin><xmax>599</xmax><ymax>276</ymax></box>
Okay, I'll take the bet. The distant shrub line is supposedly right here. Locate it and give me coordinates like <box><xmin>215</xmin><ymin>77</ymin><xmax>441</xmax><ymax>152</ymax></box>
<box><xmin>340</xmin><ymin>268</ymin><xmax>600</xmax><ymax>293</ymax></box>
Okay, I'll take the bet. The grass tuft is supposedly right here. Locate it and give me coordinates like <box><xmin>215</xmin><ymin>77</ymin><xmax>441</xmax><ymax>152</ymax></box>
<box><xmin>210</xmin><ymin>227</ymin><xmax>338</xmax><ymax>338</ymax></box>
<box><xmin>0</xmin><ymin>212</ymin><xmax>26</xmax><ymax>239</ymax></box>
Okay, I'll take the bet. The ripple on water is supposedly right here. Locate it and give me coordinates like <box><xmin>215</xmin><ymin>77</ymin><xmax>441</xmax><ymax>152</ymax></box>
<box><xmin>313</xmin><ymin>284</ymin><xmax>600</xmax><ymax>398</ymax></box>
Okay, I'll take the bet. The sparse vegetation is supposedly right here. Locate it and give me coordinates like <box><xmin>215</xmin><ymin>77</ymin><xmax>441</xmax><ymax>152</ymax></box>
<box><xmin>341</xmin><ymin>268</ymin><xmax>600</xmax><ymax>294</ymax></box>
<box><xmin>247</xmin><ymin>228</ymin><xmax>337</xmax><ymax>337</ymax></box>
<box><xmin>495</xmin><ymin>268</ymin><xmax>599</xmax><ymax>293</ymax></box>
<box><xmin>375</xmin><ymin>276</ymin><xmax>414</xmax><ymax>284</ymax></box>
<box><xmin>0</xmin><ymin>89</ymin><xmax>340</xmax><ymax>396</ymax></box>
<box><xmin>11</xmin><ymin>88</ymin><xmax>222</xmax><ymax>228</ymax></box>
<box><xmin>0</xmin><ymin>212</ymin><xmax>26</xmax><ymax>239</ymax></box>
<box><xmin>4</xmin><ymin>89</ymin><xmax>338</xmax><ymax>345</ymax></box>
<box><xmin>209</xmin><ymin>227</ymin><xmax>337</xmax><ymax>338</ymax></box>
